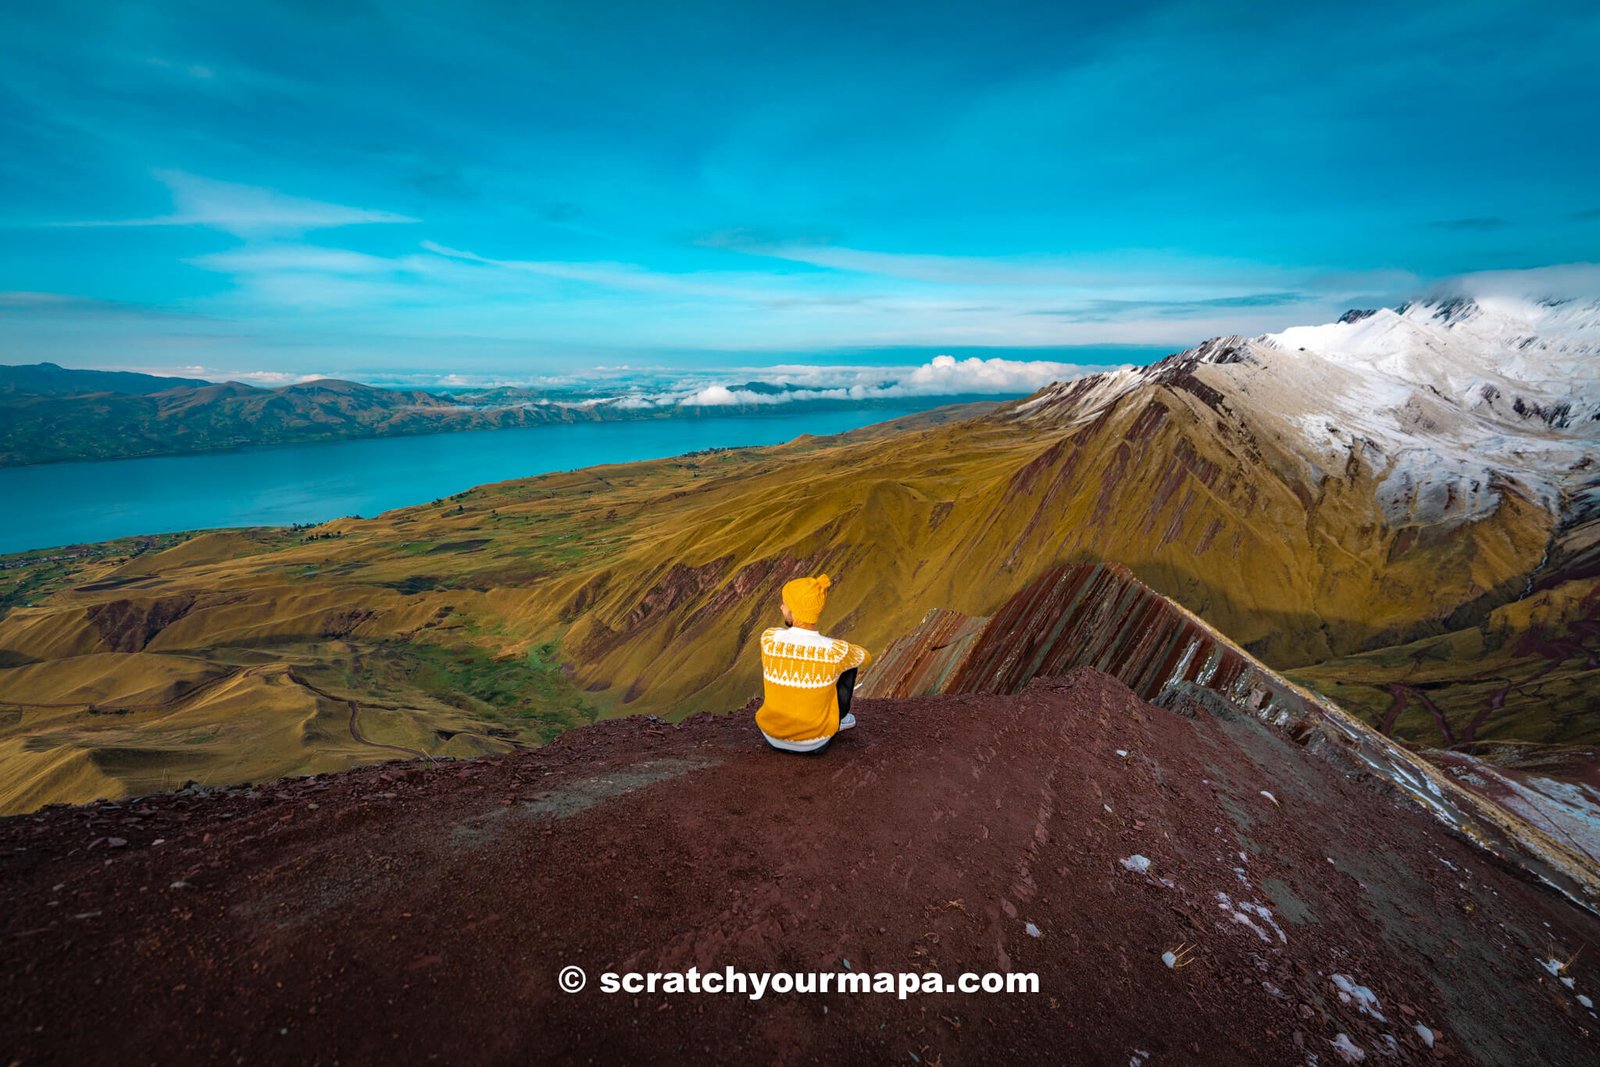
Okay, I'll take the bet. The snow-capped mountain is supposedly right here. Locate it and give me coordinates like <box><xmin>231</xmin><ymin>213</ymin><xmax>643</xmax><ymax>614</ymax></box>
<box><xmin>1016</xmin><ymin>295</ymin><xmax>1600</xmax><ymax>526</ymax></box>
<box><xmin>1268</xmin><ymin>296</ymin><xmax>1600</xmax><ymax>428</ymax></box>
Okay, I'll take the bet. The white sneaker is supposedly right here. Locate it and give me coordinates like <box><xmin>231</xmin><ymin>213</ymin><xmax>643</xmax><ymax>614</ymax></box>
<box><xmin>838</xmin><ymin>713</ymin><xmax>857</xmax><ymax>731</ymax></box>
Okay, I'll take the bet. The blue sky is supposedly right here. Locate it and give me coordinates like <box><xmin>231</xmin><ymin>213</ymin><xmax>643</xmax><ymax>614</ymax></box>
<box><xmin>1</xmin><ymin>0</ymin><xmax>1596</xmax><ymax>386</ymax></box>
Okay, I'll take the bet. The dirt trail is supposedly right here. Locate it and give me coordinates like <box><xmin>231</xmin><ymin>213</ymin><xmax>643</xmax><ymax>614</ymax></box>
<box><xmin>345</xmin><ymin>699</ymin><xmax>430</xmax><ymax>759</ymax></box>
<box><xmin>3</xmin><ymin>668</ymin><xmax>1598</xmax><ymax>1065</ymax></box>
<box><xmin>286</xmin><ymin>669</ymin><xmax>433</xmax><ymax>761</ymax></box>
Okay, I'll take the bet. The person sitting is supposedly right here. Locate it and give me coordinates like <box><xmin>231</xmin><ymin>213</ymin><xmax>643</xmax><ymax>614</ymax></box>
<box><xmin>754</xmin><ymin>574</ymin><xmax>872</xmax><ymax>753</ymax></box>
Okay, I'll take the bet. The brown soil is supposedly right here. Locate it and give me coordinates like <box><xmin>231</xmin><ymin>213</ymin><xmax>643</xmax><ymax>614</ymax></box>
<box><xmin>3</xmin><ymin>668</ymin><xmax>1598</xmax><ymax>1066</ymax></box>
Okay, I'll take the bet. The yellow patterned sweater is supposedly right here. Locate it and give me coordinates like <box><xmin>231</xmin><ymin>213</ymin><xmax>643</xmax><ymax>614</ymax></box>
<box><xmin>755</xmin><ymin>626</ymin><xmax>872</xmax><ymax>751</ymax></box>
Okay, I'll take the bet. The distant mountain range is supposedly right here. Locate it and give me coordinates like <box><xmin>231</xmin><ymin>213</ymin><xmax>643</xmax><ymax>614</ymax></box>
<box><xmin>0</xmin><ymin>364</ymin><xmax>576</xmax><ymax>465</ymax></box>
<box><xmin>0</xmin><ymin>362</ymin><xmax>214</xmax><ymax>396</ymax></box>
<box><xmin>0</xmin><ymin>363</ymin><xmax>951</xmax><ymax>466</ymax></box>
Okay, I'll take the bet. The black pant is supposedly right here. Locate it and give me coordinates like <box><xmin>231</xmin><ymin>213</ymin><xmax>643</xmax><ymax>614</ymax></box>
<box><xmin>837</xmin><ymin>667</ymin><xmax>858</xmax><ymax>719</ymax></box>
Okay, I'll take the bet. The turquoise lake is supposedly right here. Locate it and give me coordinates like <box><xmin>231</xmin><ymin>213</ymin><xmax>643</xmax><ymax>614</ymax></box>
<box><xmin>0</xmin><ymin>401</ymin><xmax>965</xmax><ymax>554</ymax></box>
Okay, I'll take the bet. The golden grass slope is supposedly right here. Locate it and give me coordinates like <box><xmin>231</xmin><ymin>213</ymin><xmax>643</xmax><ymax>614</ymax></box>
<box><xmin>0</xmin><ymin>388</ymin><xmax>1569</xmax><ymax>811</ymax></box>
<box><xmin>1</xmin><ymin>664</ymin><xmax>334</xmax><ymax>813</ymax></box>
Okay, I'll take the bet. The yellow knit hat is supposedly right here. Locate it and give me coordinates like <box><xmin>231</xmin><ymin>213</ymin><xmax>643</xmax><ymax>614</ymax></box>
<box><xmin>782</xmin><ymin>573</ymin><xmax>832</xmax><ymax>627</ymax></box>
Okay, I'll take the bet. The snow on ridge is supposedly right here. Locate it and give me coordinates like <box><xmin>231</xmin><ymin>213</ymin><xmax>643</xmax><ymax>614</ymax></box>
<box><xmin>1014</xmin><ymin>292</ymin><xmax>1600</xmax><ymax>526</ymax></box>
<box><xmin>1243</xmin><ymin>294</ymin><xmax>1600</xmax><ymax>522</ymax></box>
<box><xmin>1263</xmin><ymin>295</ymin><xmax>1600</xmax><ymax>398</ymax></box>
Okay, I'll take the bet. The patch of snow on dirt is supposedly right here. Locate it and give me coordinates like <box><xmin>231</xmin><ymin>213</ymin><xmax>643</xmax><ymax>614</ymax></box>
<box><xmin>1331</xmin><ymin>973</ymin><xmax>1386</xmax><ymax>1021</ymax></box>
<box><xmin>1215</xmin><ymin>892</ymin><xmax>1287</xmax><ymax>943</ymax></box>
<box><xmin>1330</xmin><ymin>1032</ymin><xmax>1365</xmax><ymax>1062</ymax></box>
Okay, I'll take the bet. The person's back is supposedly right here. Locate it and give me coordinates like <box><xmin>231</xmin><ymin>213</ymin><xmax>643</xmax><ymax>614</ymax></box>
<box><xmin>754</xmin><ymin>574</ymin><xmax>872</xmax><ymax>753</ymax></box>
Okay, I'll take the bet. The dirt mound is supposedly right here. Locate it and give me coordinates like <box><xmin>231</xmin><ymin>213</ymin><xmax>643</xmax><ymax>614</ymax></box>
<box><xmin>3</xmin><ymin>668</ymin><xmax>1597</xmax><ymax>1065</ymax></box>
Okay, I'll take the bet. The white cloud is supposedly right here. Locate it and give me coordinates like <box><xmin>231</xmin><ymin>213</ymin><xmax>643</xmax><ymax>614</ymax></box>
<box><xmin>902</xmin><ymin>353</ymin><xmax>1089</xmax><ymax>392</ymax></box>
<box><xmin>421</xmin><ymin>240</ymin><xmax>813</xmax><ymax>303</ymax></box>
<box><xmin>679</xmin><ymin>384</ymin><xmax>746</xmax><ymax>405</ymax></box>
<box><xmin>54</xmin><ymin>171</ymin><xmax>417</xmax><ymax>236</ymax></box>
<box><xmin>0</xmin><ymin>291</ymin><xmax>78</xmax><ymax>308</ymax></box>
<box><xmin>106</xmin><ymin>365</ymin><xmax>327</xmax><ymax>385</ymax></box>
<box><xmin>227</xmin><ymin>370</ymin><xmax>327</xmax><ymax>385</ymax></box>
<box><xmin>77</xmin><ymin>353</ymin><xmax>1122</xmax><ymax>405</ymax></box>
<box><xmin>655</xmin><ymin>355</ymin><xmax>1114</xmax><ymax>407</ymax></box>
<box><xmin>189</xmin><ymin>245</ymin><xmax>408</xmax><ymax>275</ymax></box>
<box><xmin>713</xmin><ymin>240</ymin><xmax>1059</xmax><ymax>285</ymax></box>
<box><xmin>709</xmin><ymin>238</ymin><xmax>1294</xmax><ymax>295</ymax></box>
<box><xmin>1438</xmin><ymin>262</ymin><xmax>1600</xmax><ymax>303</ymax></box>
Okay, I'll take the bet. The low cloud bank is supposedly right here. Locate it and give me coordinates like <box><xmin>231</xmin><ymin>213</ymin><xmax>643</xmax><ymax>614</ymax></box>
<box><xmin>127</xmin><ymin>353</ymin><xmax>1120</xmax><ymax>408</ymax></box>
<box><xmin>617</xmin><ymin>354</ymin><xmax>1115</xmax><ymax>410</ymax></box>
<box><xmin>1436</xmin><ymin>262</ymin><xmax>1600</xmax><ymax>304</ymax></box>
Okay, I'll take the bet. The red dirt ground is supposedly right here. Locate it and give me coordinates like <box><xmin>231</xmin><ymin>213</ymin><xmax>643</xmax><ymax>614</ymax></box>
<box><xmin>3</xmin><ymin>668</ymin><xmax>1598</xmax><ymax>1065</ymax></box>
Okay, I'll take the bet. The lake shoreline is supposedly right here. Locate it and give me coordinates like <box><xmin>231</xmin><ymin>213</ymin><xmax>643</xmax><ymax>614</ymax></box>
<box><xmin>0</xmin><ymin>394</ymin><xmax>1005</xmax><ymax>471</ymax></box>
<box><xmin>0</xmin><ymin>398</ymin><xmax>992</xmax><ymax>555</ymax></box>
